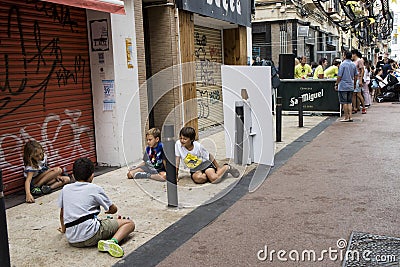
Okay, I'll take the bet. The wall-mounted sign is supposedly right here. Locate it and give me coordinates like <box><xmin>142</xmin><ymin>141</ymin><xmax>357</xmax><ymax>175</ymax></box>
<box><xmin>176</xmin><ymin>0</ymin><xmax>251</xmax><ymax>27</ymax></box>
<box><xmin>90</xmin><ymin>19</ymin><xmax>109</xmax><ymax>51</ymax></box>
<box><xmin>305</xmin><ymin>29</ymin><xmax>315</xmax><ymax>45</ymax></box>
<box><xmin>298</xmin><ymin>26</ymin><xmax>309</xmax><ymax>37</ymax></box>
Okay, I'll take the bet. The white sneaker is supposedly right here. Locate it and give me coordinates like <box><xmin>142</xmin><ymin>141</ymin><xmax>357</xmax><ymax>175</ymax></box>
<box><xmin>98</xmin><ymin>240</ymin><xmax>124</xmax><ymax>258</ymax></box>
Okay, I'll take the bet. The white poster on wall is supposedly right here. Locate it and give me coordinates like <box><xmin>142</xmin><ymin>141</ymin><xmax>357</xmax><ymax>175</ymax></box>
<box><xmin>102</xmin><ymin>79</ymin><xmax>115</xmax><ymax>111</ymax></box>
<box><xmin>221</xmin><ymin>65</ymin><xmax>274</xmax><ymax>166</ymax></box>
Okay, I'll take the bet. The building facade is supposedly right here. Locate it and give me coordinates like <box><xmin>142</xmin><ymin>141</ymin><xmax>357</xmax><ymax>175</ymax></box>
<box><xmin>0</xmin><ymin>0</ymin><xmax>251</xmax><ymax>195</ymax></box>
<box><xmin>252</xmin><ymin>0</ymin><xmax>341</xmax><ymax>67</ymax></box>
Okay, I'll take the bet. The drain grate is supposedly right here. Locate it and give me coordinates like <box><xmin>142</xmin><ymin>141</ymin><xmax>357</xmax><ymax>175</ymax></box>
<box><xmin>343</xmin><ymin>231</ymin><xmax>400</xmax><ymax>267</ymax></box>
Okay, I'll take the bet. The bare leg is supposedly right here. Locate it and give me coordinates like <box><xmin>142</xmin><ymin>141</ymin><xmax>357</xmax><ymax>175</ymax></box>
<box><xmin>112</xmin><ymin>219</ymin><xmax>135</xmax><ymax>243</ymax></box>
<box><xmin>205</xmin><ymin>165</ymin><xmax>229</xmax><ymax>183</ymax></box>
<box><xmin>150</xmin><ymin>171</ymin><xmax>166</xmax><ymax>182</ymax></box>
<box><xmin>33</xmin><ymin>167</ymin><xmax>62</xmax><ymax>187</ymax></box>
<box><xmin>191</xmin><ymin>171</ymin><xmax>208</xmax><ymax>184</ymax></box>
<box><xmin>344</xmin><ymin>103</ymin><xmax>352</xmax><ymax>120</ymax></box>
<box><xmin>127</xmin><ymin>167</ymin><xmax>145</xmax><ymax>179</ymax></box>
<box><xmin>352</xmin><ymin>93</ymin><xmax>357</xmax><ymax>112</ymax></box>
<box><xmin>46</xmin><ymin>176</ymin><xmax>70</xmax><ymax>190</ymax></box>
<box><xmin>357</xmin><ymin>92</ymin><xmax>365</xmax><ymax>108</ymax></box>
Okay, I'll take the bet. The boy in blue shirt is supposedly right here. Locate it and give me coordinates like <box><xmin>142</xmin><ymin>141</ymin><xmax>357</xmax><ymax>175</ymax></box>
<box><xmin>127</xmin><ymin>128</ymin><xmax>166</xmax><ymax>181</ymax></box>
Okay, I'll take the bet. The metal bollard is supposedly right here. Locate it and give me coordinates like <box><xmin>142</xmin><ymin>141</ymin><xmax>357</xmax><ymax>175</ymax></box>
<box><xmin>0</xmin><ymin>170</ymin><xmax>11</xmax><ymax>267</ymax></box>
<box><xmin>234</xmin><ymin>103</ymin><xmax>244</xmax><ymax>165</ymax></box>
<box><xmin>276</xmin><ymin>97</ymin><xmax>282</xmax><ymax>142</ymax></box>
<box><xmin>298</xmin><ymin>96</ymin><xmax>303</xmax><ymax>128</ymax></box>
<box><xmin>163</xmin><ymin>125</ymin><xmax>178</xmax><ymax>207</ymax></box>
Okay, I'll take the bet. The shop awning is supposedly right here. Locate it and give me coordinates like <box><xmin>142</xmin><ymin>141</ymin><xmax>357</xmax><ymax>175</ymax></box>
<box><xmin>40</xmin><ymin>0</ymin><xmax>126</xmax><ymax>15</ymax></box>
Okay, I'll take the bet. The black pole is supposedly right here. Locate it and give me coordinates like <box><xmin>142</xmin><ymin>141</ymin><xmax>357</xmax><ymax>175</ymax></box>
<box><xmin>276</xmin><ymin>97</ymin><xmax>282</xmax><ymax>142</ymax></box>
<box><xmin>163</xmin><ymin>125</ymin><xmax>178</xmax><ymax>207</ymax></box>
<box><xmin>0</xmin><ymin>169</ymin><xmax>11</xmax><ymax>267</ymax></box>
<box><xmin>298</xmin><ymin>96</ymin><xmax>303</xmax><ymax>128</ymax></box>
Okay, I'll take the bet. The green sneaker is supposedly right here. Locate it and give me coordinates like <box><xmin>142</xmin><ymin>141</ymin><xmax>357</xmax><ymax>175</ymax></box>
<box><xmin>98</xmin><ymin>240</ymin><xmax>124</xmax><ymax>258</ymax></box>
<box><xmin>30</xmin><ymin>187</ymin><xmax>42</xmax><ymax>195</ymax></box>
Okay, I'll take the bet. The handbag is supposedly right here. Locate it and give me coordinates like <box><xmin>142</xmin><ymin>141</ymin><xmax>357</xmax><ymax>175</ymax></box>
<box><xmin>272</xmin><ymin>74</ymin><xmax>281</xmax><ymax>88</ymax></box>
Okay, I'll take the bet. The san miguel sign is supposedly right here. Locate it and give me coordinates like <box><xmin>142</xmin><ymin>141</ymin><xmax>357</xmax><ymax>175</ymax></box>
<box><xmin>176</xmin><ymin>0</ymin><xmax>251</xmax><ymax>27</ymax></box>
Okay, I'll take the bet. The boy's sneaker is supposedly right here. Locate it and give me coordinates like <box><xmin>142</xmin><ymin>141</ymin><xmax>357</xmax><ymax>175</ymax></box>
<box><xmin>362</xmin><ymin>108</ymin><xmax>367</xmax><ymax>114</ymax></box>
<box><xmin>225</xmin><ymin>164</ymin><xmax>240</xmax><ymax>178</ymax></box>
<box><xmin>30</xmin><ymin>187</ymin><xmax>42</xmax><ymax>196</ymax></box>
<box><xmin>134</xmin><ymin>172</ymin><xmax>150</xmax><ymax>179</ymax></box>
<box><xmin>40</xmin><ymin>185</ymin><xmax>52</xmax><ymax>194</ymax></box>
<box><xmin>98</xmin><ymin>240</ymin><xmax>124</xmax><ymax>258</ymax></box>
<box><xmin>229</xmin><ymin>166</ymin><xmax>240</xmax><ymax>178</ymax></box>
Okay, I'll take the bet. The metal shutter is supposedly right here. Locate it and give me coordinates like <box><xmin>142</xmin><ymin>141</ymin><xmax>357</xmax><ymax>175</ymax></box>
<box><xmin>0</xmin><ymin>0</ymin><xmax>96</xmax><ymax>195</ymax></box>
<box><xmin>253</xmin><ymin>32</ymin><xmax>267</xmax><ymax>59</ymax></box>
<box><xmin>194</xmin><ymin>25</ymin><xmax>223</xmax><ymax>131</ymax></box>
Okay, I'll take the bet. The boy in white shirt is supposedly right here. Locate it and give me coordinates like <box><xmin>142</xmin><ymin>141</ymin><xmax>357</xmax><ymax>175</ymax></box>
<box><xmin>58</xmin><ymin>157</ymin><xmax>135</xmax><ymax>257</ymax></box>
<box><xmin>175</xmin><ymin>126</ymin><xmax>240</xmax><ymax>184</ymax></box>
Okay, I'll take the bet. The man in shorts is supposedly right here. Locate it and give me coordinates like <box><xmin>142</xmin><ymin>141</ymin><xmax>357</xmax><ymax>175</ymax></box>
<box><xmin>335</xmin><ymin>51</ymin><xmax>358</xmax><ymax>122</ymax></box>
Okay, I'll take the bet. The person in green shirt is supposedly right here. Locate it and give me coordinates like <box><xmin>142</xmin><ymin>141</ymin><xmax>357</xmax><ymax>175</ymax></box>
<box><xmin>324</xmin><ymin>59</ymin><xmax>341</xmax><ymax>78</ymax></box>
<box><xmin>294</xmin><ymin>56</ymin><xmax>312</xmax><ymax>79</ymax></box>
<box><xmin>313</xmin><ymin>58</ymin><xmax>328</xmax><ymax>79</ymax></box>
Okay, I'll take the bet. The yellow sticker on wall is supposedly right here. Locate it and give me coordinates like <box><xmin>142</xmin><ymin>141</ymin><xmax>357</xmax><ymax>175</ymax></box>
<box><xmin>126</xmin><ymin>38</ymin><xmax>134</xmax><ymax>69</ymax></box>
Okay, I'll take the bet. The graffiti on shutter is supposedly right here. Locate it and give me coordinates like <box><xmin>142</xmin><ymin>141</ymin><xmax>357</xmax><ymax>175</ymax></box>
<box><xmin>0</xmin><ymin>0</ymin><xmax>96</xmax><ymax>195</ymax></box>
<box><xmin>194</xmin><ymin>25</ymin><xmax>224</xmax><ymax>131</ymax></box>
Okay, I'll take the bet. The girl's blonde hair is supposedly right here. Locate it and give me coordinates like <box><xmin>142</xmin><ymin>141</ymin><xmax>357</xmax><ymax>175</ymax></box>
<box><xmin>23</xmin><ymin>140</ymin><xmax>44</xmax><ymax>169</ymax></box>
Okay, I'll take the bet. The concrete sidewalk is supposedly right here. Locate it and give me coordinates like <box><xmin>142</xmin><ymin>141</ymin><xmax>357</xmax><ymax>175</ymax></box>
<box><xmin>5</xmin><ymin>113</ymin><xmax>329</xmax><ymax>267</ymax></box>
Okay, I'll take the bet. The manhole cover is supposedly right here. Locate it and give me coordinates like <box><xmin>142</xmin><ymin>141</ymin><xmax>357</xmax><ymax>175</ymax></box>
<box><xmin>343</xmin><ymin>231</ymin><xmax>400</xmax><ymax>267</ymax></box>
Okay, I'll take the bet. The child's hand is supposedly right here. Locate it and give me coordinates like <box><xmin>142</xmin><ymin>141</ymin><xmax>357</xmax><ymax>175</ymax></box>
<box><xmin>58</xmin><ymin>226</ymin><xmax>65</xmax><ymax>233</ymax></box>
<box><xmin>26</xmin><ymin>193</ymin><xmax>35</xmax><ymax>203</ymax></box>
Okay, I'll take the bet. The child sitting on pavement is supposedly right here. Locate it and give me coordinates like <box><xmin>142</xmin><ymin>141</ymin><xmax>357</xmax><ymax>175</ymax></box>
<box><xmin>58</xmin><ymin>157</ymin><xmax>135</xmax><ymax>258</ymax></box>
<box><xmin>23</xmin><ymin>140</ymin><xmax>70</xmax><ymax>203</ymax></box>
<box><xmin>175</xmin><ymin>126</ymin><xmax>240</xmax><ymax>184</ymax></box>
<box><xmin>127</xmin><ymin>128</ymin><xmax>166</xmax><ymax>181</ymax></box>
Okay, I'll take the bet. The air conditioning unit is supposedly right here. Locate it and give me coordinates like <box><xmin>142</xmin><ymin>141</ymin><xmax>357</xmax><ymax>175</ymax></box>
<box><xmin>330</xmin><ymin>13</ymin><xmax>341</xmax><ymax>21</ymax></box>
<box><xmin>304</xmin><ymin>1</ymin><xmax>316</xmax><ymax>10</ymax></box>
<box><xmin>280</xmin><ymin>7</ymin><xmax>286</xmax><ymax>13</ymax></box>
<box><xmin>276</xmin><ymin>3</ymin><xmax>282</xmax><ymax>8</ymax></box>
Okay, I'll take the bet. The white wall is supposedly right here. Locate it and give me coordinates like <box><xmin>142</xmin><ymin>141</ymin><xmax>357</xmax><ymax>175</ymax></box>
<box><xmin>221</xmin><ymin>66</ymin><xmax>274</xmax><ymax>166</ymax></box>
<box><xmin>87</xmin><ymin>0</ymin><xmax>143</xmax><ymax>167</ymax></box>
<box><xmin>247</xmin><ymin>26</ymin><xmax>252</xmax><ymax>64</ymax></box>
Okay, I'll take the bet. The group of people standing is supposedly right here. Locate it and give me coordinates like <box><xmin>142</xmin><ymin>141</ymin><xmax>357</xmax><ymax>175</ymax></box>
<box><xmin>335</xmin><ymin>50</ymin><xmax>397</xmax><ymax>122</ymax></box>
<box><xmin>294</xmin><ymin>50</ymin><xmax>395</xmax><ymax>122</ymax></box>
<box><xmin>294</xmin><ymin>56</ymin><xmax>341</xmax><ymax>79</ymax></box>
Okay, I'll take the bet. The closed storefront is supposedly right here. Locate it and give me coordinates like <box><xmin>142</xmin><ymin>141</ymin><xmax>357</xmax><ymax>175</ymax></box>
<box><xmin>0</xmin><ymin>0</ymin><xmax>96</xmax><ymax>194</ymax></box>
<box><xmin>194</xmin><ymin>25</ymin><xmax>223</xmax><ymax>131</ymax></box>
